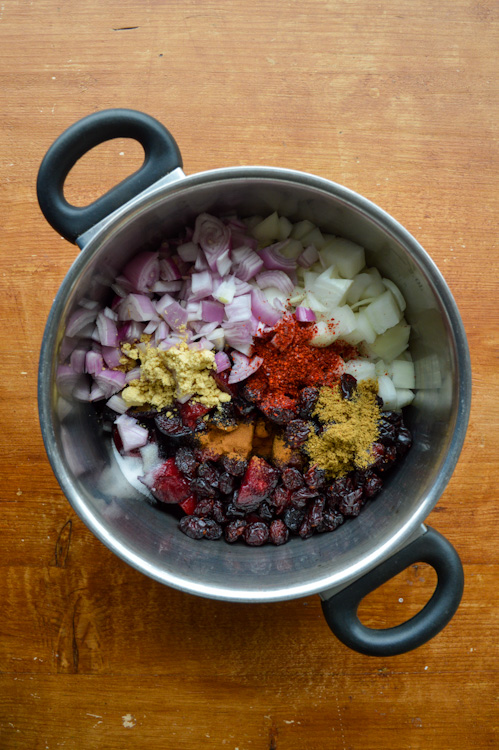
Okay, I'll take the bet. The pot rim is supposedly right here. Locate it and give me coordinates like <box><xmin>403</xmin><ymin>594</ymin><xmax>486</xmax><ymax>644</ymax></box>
<box><xmin>38</xmin><ymin>165</ymin><xmax>472</xmax><ymax>602</ymax></box>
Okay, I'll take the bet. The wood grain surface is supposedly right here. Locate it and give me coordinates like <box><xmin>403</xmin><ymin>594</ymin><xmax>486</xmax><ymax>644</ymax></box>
<box><xmin>1</xmin><ymin>0</ymin><xmax>498</xmax><ymax>748</ymax></box>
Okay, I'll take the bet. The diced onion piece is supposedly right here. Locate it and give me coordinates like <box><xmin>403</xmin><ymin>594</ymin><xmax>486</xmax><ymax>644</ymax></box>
<box><xmin>106</xmin><ymin>394</ymin><xmax>128</xmax><ymax>414</ymax></box>
<box><xmin>305</xmin><ymin>291</ymin><xmax>328</xmax><ymax>313</ymax></box>
<box><xmin>69</xmin><ymin>347</ymin><xmax>87</xmax><ymax>373</ymax></box>
<box><xmin>279</xmin><ymin>238</ymin><xmax>304</xmax><ymax>260</ymax></box>
<box><xmin>118</xmin><ymin>294</ymin><xmax>158</xmax><ymax>322</ymax></box>
<box><xmin>312</xmin><ymin>267</ymin><xmax>353</xmax><ymax>308</ymax></box>
<box><xmin>85</xmin><ymin>350</ymin><xmax>104</xmax><ymax>376</ymax></box>
<box><xmin>232</xmin><ymin>245</ymin><xmax>265</xmax><ymax>281</ymax></box>
<box><xmin>288</xmin><ymin>286</ymin><xmax>306</xmax><ymax>306</ymax></box>
<box><xmin>214</xmin><ymin>351</ymin><xmax>231</xmax><ymax>372</ymax></box>
<box><xmin>297</xmin><ymin>245</ymin><xmax>320</xmax><ymax>268</ymax></box>
<box><xmin>295</xmin><ymin>306</ymin><xmax>316</xmax><ymax>322</ymax></box>
<box><xmin>340</xmin><ymin>310</ymin><xmax>377</xmax><ymax>346</ymax></box>
<box><xmin>161</xmin><ymin>300</ymin><xmax>189</xmax><ymax>331</ymax></box>
<box><xmin>343</xmin><ymin>358</ymin><xmax>376</xmax><ymax>381</ymax></box>
<box><xmin>177</xmin><ymin>241</ymin><xmax>199</xmax><ymax>262</ymax></box>
<box><xmin>115</xmin><ymin>414</ymin><xmax>149</xmax><ymax>452</ymax></box>
<box><xmin>262</xmin><ymin>287</ymin><xmax>287</xmax><ymax>312</ymax></box>
<box><xmin>122</xmin><ymin>251</ymin><xmax>159</xmax><ymax>292</ymax></box>
<box><xmin>205</xmin><ymin>327</ymin><xmax>225</xmax><ymax>350</ymax></box>
<box><xmin>300</xmin><ymin>227</ymin><xmax>326</xmax><ymax>250</ymax></box>
<box><xmin>382</xmin><ymin>278</ymin><xmax>407</xmax><ymax>312</ymax></box>
<box><xmin>190</xmin><ymin>270</ymin><xmax>213</xmax><ymax>300</ymax></box>
<box><xmin>391</xmin><ymin>359</ymin><xmax>415</xmax><ymax>389</ymax></box>
<box><xmin>395</xmin><ymin>389</ymin><xmax>415</xmax><ymax>409</ymax></box>
<box><xmin>228</xmin><ymin>352</ymin><xmax>263</xmax><ymax>384</ymax></box>
<box><xmin>364</xmin><ymin>279</ymin><xmax>386</xmax><ymax>298</ymax></box>
<box><xmin>201</xmin><ymin>300</ymin><xmax>224</xmax><ymax>324</ymax></box>
<box><xmin>252</xmin><ymin>212</ymin><xmax>281</xmax><ymax>242</ymax></box>
<box><xmin>255</xmin><ymin>270</ymin><xmax>294</xmax><ymax>296</ymax></box>
<box><xmin>364</xmin><ymin>290</ymin><xmax>402</xmax><ymax>335</ymax></box>
<box><xmin>277</xmin><ymin>215</ymin><xmax>293</xmax><ymax>241</ymax></box>
<box><xmin>66</xmin><ymin>307</ymin><xmax>98</xmax><ymax>337</ymax></box>
<box><xmin>309</xmin><ymin>320</ymin><xmax>337</xmax><ymax>347</ymax></box>
<box><xmin>213</xmin><ymin>277</ymin><xmax>237</xmax><ymax>305</ymax></box>
<box><xmin>374</xmin><ymin>359</ymin><xmax>393</xmax><ymax>378</ymax></box>
<box><xmin>102</xmin><ymin>346</ymin><xmax>122</xmax><ymax>369</ymax></box>
<box><xmin>377</xmin><ymin>375</ymin><xmax>398</xmax><ymax>411</ymax></box>
<box><xmin>225</xmin><ymin>293</ymin><xmax>252</xmax><ymax>322</ymax></box>
<box><xmin>320</xmin><ymin>238</ymin><xmax>365</xmax><ymax>278</ymax></box>
<box><xmin>96</xmin><ymin>312</ymin><xmax>119</xmax><ymax>347</ymax></box>
<box><xmin>151</xmin><ymin>280</ymin><xmax>183</xmax><ymax>293</ymax></box>
<box><xmin>193</xmin><ymin>213</ymin><xmax>230</xmax><ymax>271</ymax></box>
<box><xmin>290</xmin><ymin>219</ymin><xmax>315</xmax><ymax>240</ymax></box>
<box><xmin>216</xmin><ymin>247</ymin><xmax>232</xmax><ymax>276</ymax></box>
<box><xmin>259</xmin><ymin>242</ymin><xmax>297</xmax><ymax>273</ymax></box>
<box><xmin>94</xmin><ymin>368</ymin><xmax>126</xmax><ymax>398</ymax></box>
<box><xmin>250</xmin><ymin>288</ymin><xmax>282</xmax><ymax>326</ymax></box>
<box><xmin>366</xmin><ymin>321</ymin><xmax>411</xmax><ymax>362</ymax></box>
<box><xmin>346</xmin><ymin>273</ymin><xmax>372</xmax><ymax>304</ymax></box>
<box><xmin>159</xmin><ymin>257</ymin><xmax>181</xmax><ymax>281</ymax></box>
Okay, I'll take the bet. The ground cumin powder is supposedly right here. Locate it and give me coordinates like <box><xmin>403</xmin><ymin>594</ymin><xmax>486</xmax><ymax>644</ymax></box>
<box><xmin>305</xmin><ymin>378</ymin><xmax>381</xmax><ymax>478</ymax></box>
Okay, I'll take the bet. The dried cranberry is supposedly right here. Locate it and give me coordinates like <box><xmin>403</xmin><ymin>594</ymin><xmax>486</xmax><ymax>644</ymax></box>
<box><xmin>197</xmin><ymin>462</ymin><xmax>220</xmax><ymax>488</ymax></box>
<box><xmin>224</xmin><ymin>519</ymin><xmax>247</xmax><ymax>543</ymax></box>
<box><xmin>209</xmin><ymin>402</ymin><xmax>238</xmax><ymax>431</ymax></box>
<box><xmin>282</xmin><ymin>467</ymin><xmax>305</xmax><ymax>491</ymax></box>
<box><xmin>396</xmin><ymin>426</ymin><xmax>413</xmax><ymax>455</ymax></box>
<box><xmin>308</xmin><ymin>496</ymin><xmax>325</xmax><ymax>527</ymax></box>
<box><xmin>193</xmin><ymin>498</ymin><xmax>214</xmax><ymax>517</ymax></box>
<box><xmin>221</xmin><ymin>456</ymin><xmax>248</xmax><ymax>477</ymax></box>
<box><xmin>317</xmin><ymin>509</ymin><xmax>344</xmax><ymax>532</ymax></box>
<box><xmin>269</xmin><ymin>519</ymin><xmax>289</xmax><ymax>546</ymax></box>
<box><xmin>378</xmin><ymin>417</ymin><xmax>397</xmax><ymax>445</ymax></box>
<box><xmin>283</xmin><ymin>507</ymin><xmax>305</xmax><ymax>533</ymax></box>
<box><xmin>298</xmin><ymin>515</ymin><xmax>313</xmax><ymax>539</ymax></box>
<box><xmin>189</xmin><ymin>477</ymin><xmax>217</xmax><ymax>498</ymax></box>
<box><xmin>244</xmin><ymin>521</ymin><xmax>269</xmax><ymax>546</ymax></box>
<box><xmin>225</xmin><ymin>503</ymin><xmax>246</xmax><ymax>520</ymax></box>
<box><xmin>259</xmin><ymin>395</ymin><xmax>297</xmax><ymax>425</ymax></box>
<box><xmin>179</xmin><ymin>516</ymin><xmax>222</xmax><ymax>540</ymax></box>
<box><xmin>297</xmin><ymin>387</ymin><xmax>319</xmax><ymax>419</ymax></box>
<box><xmin>304</xmin><ymin>465</ymin><xmax>327</xmax><ymax>491</ymax></box>
<box><xmin>339</xmin><ymin>488</ymin><xmax>364</xmax><ymax>517</ymax></box>
<box><xmin>363</xmin><ymin>471</ymin><xmax>383</xmax><ymax>498</ymax></box>
<box><xmin>270</xmin><ymin>487</ymin><xmax>291</xmax><ymax>515</ymax></box>
<box><xmin>241</xmin><ymin>380</ymin><xmax>267</xmax><ymax>404</ymax></box>
<box><xmin>175</xmin><ymin>447</ymin><xmax>199</xmax><ymax>478</ymax></box>
<box><xmin>258</xmin><ymin>502</ymin><xmax>274</xmax><ymax>524</ymax></box>
<box><xmin>290</xmin><ymin>487</ymin><xmax>318</xmax><ymax>509</ymax></box>
<box><xmin>218</xmin><ymin>472</ymin><xmax>235</xmax><ymax>495</ymax></box>
<box><xmin>285</xmin><ymin>419</ymin><xmax>311</xmax><ymax>448</ymax></box>
<box><xmin>154</xmin><ymin>410</ymin><xmax>191</xmax><ymax>438</ymax></box>
<box><xmin>212</xmin><ymin>499</ymin><xmax>227</xmax><ymax>524</ymax></box>
<box><xmin>325</xmin><ymin>477</ymin><xmax>355</xmax><ymax>508</ymax></box>
<box><xmin>383</xmin><ymin>410</ymin><xmax>402</xmax><ymax>426</ymax></box>
<box><xmin>340</xmin><ymin>373</ymin><xmax>357</xmax><ymax>400</ymax></box>
<box><xmin>232</xmin><ymin>397</ymin><xmax>255</xmax><ymax>418</ymax></box>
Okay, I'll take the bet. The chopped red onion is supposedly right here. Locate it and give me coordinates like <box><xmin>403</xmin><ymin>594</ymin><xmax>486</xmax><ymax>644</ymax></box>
<box><xmin>228</xmin><ymin>352</ymin><xmax>264</xmax><ymax>383</ymax></box>
<box><xmin>225</xmin><ymin>293</ymin><xmax>252</xmax><ymax>322</ymax></box>
<box><xmin>153</xmin><ymin>320</ymin><xmax>170</xmax><ymax>344</ymax></box>
<box><xmin>190</xmin><ymin>270</ymin><xmax>213</xmax><ymax>300</ymax></box>
<box><xmin>204</xmin><ymin>327</ymin><xmax>225</xmax><ymax>350</ymax></box>
<box><xmin>159</xmin><ymin>257</ymin><xmax>181</xmax><ymax>281</ymax></box>
<box><xmin>216</xmin><ymin>247</ymin><xmax>232</xmax><ymax>276</ymax></box>
<box><xmin>259</xmin><ymin>241</ymin><xmax>296</xmax><ymax>272</ymax></box>
<box><xmin>214</xmin><ymin>351</ymin><xmax>231</xmax><ymax>372</ymax></box>
<box><xmin>115</xmin><ymin>414</ymin><xmax>149</xmax><ymax>452</ymax></box>
<box><xmin>193</xmin><ymin>213</ymin><xmax>231</xmax><ymax>271</ymax></box>
<box><xmin>222</xmin><ymin>320</ymin><xmax>254</xmax><ymax>355</ymax></box>
<box><xmin>151</xmin><ymin>280</ymin><xmax>183</xmax><ymax>293</ymax></box>
<box><xmin>118</xmin><ymin>294</ymin><xmax>158</xmax><ymax>322</ymax></box>
<box><xmin>85</xmin><ymin>350</ymin><xmax>104</xmax><ymax>376</ymax></box>
<box><xmin>96</xmin><ymin>312</ymin><xmax>119</xmax><ymax>347</ymax></box>
<box><xmin>102</xmin><ymin>345</ymin><xmax>122</xmax><ymax>369</ymax></box>
<box><xmin>161</xmin><ymin>300</ymin><xmax>189</xmax><ymax>331</ymax></box>
<box><xmin>213</xmin><ymin>277</ymin><xmax>237</xmax><ymax>305</ymax></box>
<box><xmin>201</xmin><ymin>299</ymin><xmax>224</xmax><ymax>324</ymax></box>
<box><xmin>102</xmin><ymin>306</ymin><xmax>118</xmax><ymax>321</ymax></box>
<box><xmin>297</xmin><ymin>244</ymin><xmax>319</xmax><ymax>268</ymax></box>
<box><xmin>194</xmin><ymin>251</ymin><xmax>209</xmax><ymax>272</ymax></box>
<box><xmin>231</xmin><ymin>232</ymin><xmax>258</xmax><ymax>251</ymax></box>
<box><xmin>232</xmin><ymin>245</ymin><xmax>264</xmax><ymax>281</ymax></box>
<box><xmin>295</xmin><ymin>306</ymin><xmax>316</xmax><ymax>322</ymax></box>
<box><xmin>143</xmin><ymin>319</ymin><xmax>159</xmax><ymax>335</ymax></box>
<box><xmin>177</xmin><ymin>241</ymin><xmax>199</xmax><ymax>262</ymax></box>
<box><xmin>250</xmin><ymin>287</ymin><xmax>282</xmax><ymax>327</ymax></box>
<box><xmin>66</xmin><ymin>308</ymin><xmax>98</xmax><ymax>338</ymax></box>
<box><xmin>122</xmin><ymin>251</ymin><xmax>160</xmax><ymax>292</ymax></box>
<box><xmin>111</xmin><ymin>274</ymin><xmax>138</xmax><ymax>296</ymax></box>
<box><xmin>125</xmin><ymin>367</ymin><xmax>141</xmax><ymax>383</ymax></box>
<box><xmin>94</xmin><ymin>368</ymin><xmax>126</xmax><ymax>397</ymax></box>
<box><xmin>89</xmin><ymin>384</ymin><xmax>106</xmax><ymax>401</ymax></box>
<box><xmin>118</xmin><ymin>321</ymin><xmax>145</xmax><ymax>343</ymax></box>
<box><xmin>106</xmin><ymin>394</ymin><xmax>129</xmax><ymax>414</ymax></box>
<box><xmin>255</xmin><ymin>270</ymin><xmax>294</xmax><ymax>295</ymax></box>
<box><xmin>79</xmin><ymin>298</ymin><xmax>100</xmax><ymax>311</ymax></box>
<box><xmin>69</xmin><ymin>347</ymin><xmax>87</xmax><ymax>373</ymax></box>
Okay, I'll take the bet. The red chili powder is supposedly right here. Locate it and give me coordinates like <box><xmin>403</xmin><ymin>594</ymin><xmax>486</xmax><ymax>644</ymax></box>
<box><xmin>249</xmin><ymin>314</ymin><xmax>357</xmax><ymax>399</ymax></box>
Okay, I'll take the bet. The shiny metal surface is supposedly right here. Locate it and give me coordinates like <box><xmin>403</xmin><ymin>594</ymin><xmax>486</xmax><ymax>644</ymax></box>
<box><xmin>38</xmin><ymin>167</ymin><xmax>472</xmax><ymax>602</ymax></box>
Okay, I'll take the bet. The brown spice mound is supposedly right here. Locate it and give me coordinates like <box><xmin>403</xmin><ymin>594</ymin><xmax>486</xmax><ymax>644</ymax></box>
<box><xmin>305</xmin><ymin>379</ymin><xmax>380</xmax><ymax>478</ymax></box>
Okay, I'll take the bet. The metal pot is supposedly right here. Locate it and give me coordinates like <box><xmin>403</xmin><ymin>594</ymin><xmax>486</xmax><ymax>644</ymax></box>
<box><xmin>37</xmin><ymin>110</ymin><xmax>471</xmax><ymax>656</ymax></box>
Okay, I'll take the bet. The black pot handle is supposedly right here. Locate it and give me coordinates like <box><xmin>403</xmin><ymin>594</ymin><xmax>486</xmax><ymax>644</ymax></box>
<box><xmin>36</xmin><ymin>109</ymin><xmax>183</xmax><ymax>243</ymax></box>
<box><xmin>321</xmin><ymin>527</ymin><xmax>464</xmax><ymax>656</ymax></box>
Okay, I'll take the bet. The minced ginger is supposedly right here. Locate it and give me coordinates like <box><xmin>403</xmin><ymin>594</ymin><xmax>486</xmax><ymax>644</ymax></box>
<box><xmin>120</xmin><ymin>341</ymin><xmax>231</xmax><ymax>410</ymax></box>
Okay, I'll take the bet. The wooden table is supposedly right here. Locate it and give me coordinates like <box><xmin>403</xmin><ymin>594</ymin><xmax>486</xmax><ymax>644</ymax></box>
<box><xmin>1</xmin><ymin>1</ymin><xmax>497</xmax><ymax>747</ymax></box>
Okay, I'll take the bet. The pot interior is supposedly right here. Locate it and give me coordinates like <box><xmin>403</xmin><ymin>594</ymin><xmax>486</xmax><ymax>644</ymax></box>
<box><xmin>39</xmin><ymin>169</ymin><xmax>470</xmax><ymax>601</ymax></box>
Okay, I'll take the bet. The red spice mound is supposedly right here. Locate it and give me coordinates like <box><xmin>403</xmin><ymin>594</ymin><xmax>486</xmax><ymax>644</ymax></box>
<box><xmin>249</xmin><ymin>314</ymin><xmax>357</xmax><ymax>400</ymax></box>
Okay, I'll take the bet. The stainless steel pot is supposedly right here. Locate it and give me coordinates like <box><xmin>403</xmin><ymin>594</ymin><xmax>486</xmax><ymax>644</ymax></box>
<box><xmin>37</xmin><ymin>110</ymin><xmax>471</xmax><ymax>656</ymax></box>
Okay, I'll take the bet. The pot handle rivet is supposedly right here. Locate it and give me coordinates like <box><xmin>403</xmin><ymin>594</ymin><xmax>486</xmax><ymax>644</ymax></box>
<box><xmin>36</xmin><ymin>108</ymin><xmax>182</xmax><ymax>243</ymax></box>
<box><xmin>320</xmin><ymin>527</ymin><xmax>464</xmax><ymax>656</ymax></box>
